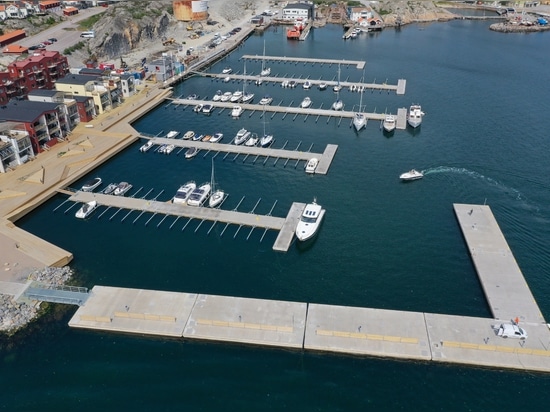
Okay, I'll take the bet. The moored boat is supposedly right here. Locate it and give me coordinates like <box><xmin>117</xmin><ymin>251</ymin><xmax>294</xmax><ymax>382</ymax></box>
<box><xmin>222</xmin><ymin>66</ymin><xmax>232</xmax><ymax>74</ymax></box>
<box><xmin>114</xmin><ymin>181</ymin><xmax>132</xmax><ymax>196</ymax></box>
<box><xmin>407</xmin><ymin>104</ymin><xmax>424</xmax><ymax>128</ymax></box>
<box><xmin>202</xmin><ymin>104</ymin><xmax>213</xmax><ymax>114</ymax></box>
<box><xmin>164</xmin><ymin>144</ymin><xmax>176</xmax><ymax>154</ymax></box>
<box><xmin>259</xmin><ymin>95</ymin><xmax>273</xmax><ymax>105</ymax></box>
<box><xmin>172</xmin><ymin>181</ymin><xmax>196</xmax><ymax>204</ymax></box>
<box><xmin>241</xmin><ymin>92</ymin><xmax>254</xmax><ymax>103</ymax></box>
<box><xmin>230</xmin><ymin>90</ymin><xmax>243</xmax><ymax>103</ymax></box>
<box><xmin>260</xmin><ymin>133</ymin><xmax>273</xmax><ymax>148</ymax></box>
<box><xmin>234</xmin><ymin>128</ymin><xmax>250</xmax><ymax>145</ymax></box>
<box><xmin>300</xmin><ymin>97</ymin><xmax>312</xmax><ymax>108</ymax></box>
<box><xmin>209</xmin><ymin>159</ymin><xmax>225</xmax><ymax>208</ymax></box>
<box><xmin>245</xmin><ymin>133</ymin><xmax>259</xmax><ymax>147</ymax></box>
<box><xmin>303</xmin><ymin>80</ymin><xmax>311</xmax><ymax>89</ymax></box>
<box><xmin>139</xmin><ymin>140</ymin><xmax>153</xmax><ymax>152</ymax></box>
<box><xmin>353</xmin><ymin>112</ymin><xmax>366</xmax><ymax>131</ymax></box>
<box><xmin>102</xmin><ymin>183</ymin><xmax>117</xmax><ymax>195</ymax></box>
<box><xmin>295</xmin><ymin>199</ymin><xmax>325</xmax><ymax>241</ymax></box>
<box><xmin>332</xmin><ymin>99</ymin><xmax>343</xmax><ymax>111</ymax></box>
<box><xmin>166</xmin><ymin>130</ymin><xmax>179</xmax><ymax>138</ymax></box>
<box><xmin>399</xmin><ymin>169</ymin><xmax>424</xmax><ymax>181</ymax></box>
<box><xmin>193</xmin><ymin>103</ymin><xmax>203</xmax><ymax>113</ymax></box>
<box><xmin>202</xmin><ymin>134</ymin><xmax>212</xmax><ymax>142</ymax></box>
<box><xmin>318</xmin><ymin>82</ymin><xmax>327</xmax><ymax>90</ymax></box>
<box><xmin>185</xmin><ymin>147</ymin><xmax>199</xmax><ymax>159</ymax></box>
<box><xmin>305</xmin><ymin>157</ymin><xmax>319</xmax><ymax>174</ymax></box>
<box><xmin>183</xmin><ymin>130</ymin><xmax>195</xmax><ymax>140</ymax></box>
<box><xmin>212</xmin><ymin>90</ymin><xmax>222</xmax><ymax>101</ymax></box>
<box><xmin>210</xmin><ymin>132</ymin><xmax>224</xmax><ymax>143</ymax></box>
<box><xmin>75</xmin><ymin>200</ymin><xmax>97</xmax><ymax>219</ymax></box>
<box><xmin>383</xmin><ymin>114</ymin><xmax>396</xmax><ymax>132</ymax></box>
<box><xmin>187</xmin><ymin>182</ymin><xmax>211</xmax><ymax>207</ymax></box>
<box><xmin>231</xmin><ymin>105</ymin><xmax>244</xmax><ymax>118</ymax></box>
<box><xmin>220</xmin><ymin>91</ymin><xmax>232</xmax><ymax>102</ymax></box>
<box><xmin>81</xmin><ymin>177</ymin><xmax>102</xmax><ymax>192</ymax></box>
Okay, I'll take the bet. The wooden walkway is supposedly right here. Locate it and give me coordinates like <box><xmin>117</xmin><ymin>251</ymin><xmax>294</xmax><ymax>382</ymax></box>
<box><xmin>144</xmin><ymin>138</ymin><xmax>338</xmax><ymax>175</ymax></box>
<box><xmin>193</xmin><ymin>73</ymin><xmax>405</xmax><ymax>94</ymax></box>
<box><xmin>241</xmin><ymin>55</ymin><xmax>366</xmax><ymax>70</ymax></box>
<box><xmin>68</xmin><ymin>191</ymin><xmax>305</xmax><ymax>252</ymax></box>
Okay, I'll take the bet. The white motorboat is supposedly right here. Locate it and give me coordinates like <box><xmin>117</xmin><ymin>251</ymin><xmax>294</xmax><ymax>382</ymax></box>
<box><xmin>139</xmin><ymin>140</ymin><xmax>153</xmax><ymax>152</ymax></box>
<box><xmin>260</xmin><ymin>40</ymin><xmax>270</xmax><ymax>77</ymax></box>
<box><xmin>209</xmin><ymin>159</ymin><xmax>225</xmax><ymax>208</ymax></box>
<box><xmin>245</xmin><ymin>133</ymin><xmax>259</xmax><ymax>147</ymax></box>
<box><xmin>319</xmin><ymin>82</ymin><xmax>327</xmax><ymax>90</ymax></box>
<box><xmin>187</xmin><ymin>182</ymin><xmax>211</xmax><ymax>207</ymax></box>
<box><xmin>222</xmin><ymin>66</ymin><xmax>232</xmax><ymax>74</ymax></box>
<box><xmin>281</xmin><ymin>80</ymin><xmax>289</xmax><ymax>88</ymax></box>
<box><xmin>333</xmin><ymin>84</ymin><xmax>342</xmax><ymax>92</ymax></box>
<box><xmin>399</xmin><ymin>169</ymin><xmax>424</xmax><ymax>181</ymax></box>
<box><xmin>210</xmin><ymin>132</ymin><xmax>224</xmax><ymax>143</ymax></box>
<box><xmin>295</xmin><ymin>199</ymin><xmax>326</xmax><ymax>242</ymax></box>
<box><xmin>114</xmin><ymin>181</ymin><xmax>132</xmax><ymax>196</ymax></box>
<box><xmin>332</xmin><ymin>99</ymin><xmax>343</xmax><ymax>111</ymax></box>
<box><xmin>193</xmin><ymin>103</ymin><xmax>203</xmax><ymax>113</ymax></box>
<box><xmin>212</xmin><ymin>90</ymin><xmax>222</xmax><ymax>101</ymax></box>
<box><xmin>186</xmin><ymin>94</ymin><xmax>199</xmax><ymax>100</ymax></box>
<box><xmin>81</xmin><ymin>177</ymin><xmax>102</xmax><ymax>192</ymax></box>
<box><xmin>75</xmin><ymin>200</ymin><xmax>97</xmax><ymax>219</ymax></box>
<box><xmin>289</xmin><ymin>80</ymin><xmax>296</xmax><ymax>88</ymax></box>
<box><xmin>300</xmin><ymin>97</ymin><xmax>312</xmax><ymax>108</ymax></box>
<box><xmin>230</xmin><ymin>90</ymin><xmax>243</xmax><ymax>103</ymax></box>
<box><xmin>164</xmin><ymin>144</ymin><xmax>176</xmax><ymax>154</ymax></box>
<box><xmin>353</xmin><ymin>112</ymin><xmax>366</xmax><ymax>131</ymax></box>
<box><xmin>220</xmin><ymin>91</ymin><xmax>233</xmax><ymax>102</ymax></box>
<box><xmin>183</xmin><ymin>130</ymin><xmax>195</xmax><ymax>140</ymax></box>
<box><xmin>185</xmin><ymin>147</ymin><xmax>199</xmax><ymax>159</ymax></box>
<box><xmin>242</xmin><ymin>92</ymin><xmax>254</xmax><ymax>103</ymax></box>
<box><xmin>102</xmin><ymin>183</ymin><xmax>117</xmax><ymax>195</ymax></box>
<box><xmin>303</xmin><ymin>80</ymin><xmax>312</xmax><ymax>89</ymax></box>
<box><xmin>255</xmin><ymin>77</ymin><xmax>263</xmax><ymax>86</ymax></box>
<box><xmin>305</xmin><ymin>158</ymin><xmax>319</xmax><ymax>174</ymax></box>
<box><xmin>234</xmin><ymin>128</ymin><xmax>250</xmax><ymax>145</ymax></box>
<box><xmin>407</xmin><ymin>104</ymin><xmax>424</xmax><ymax>128</ymax></box>
<box><xmin>259</xmin><ymin>95</ymin><xmax>273</xmax><ymax>105</ymax></box>
<box><xmin>173</xmin><ymin>181</ymin><xmax>196</xmax><ymax>204</ymax></box>
<box><xmin>192</xmin><ymin>133</ymin><xmax>203</xmax><ymax>141</ymax></box>
<box><xmin>202</xmin><ymin>104</ymin><xmax>213</xmax><ymax>114</ymax></box>
<box><xmin>231</xmin><ymin>105</ymin><xmax>244</xmax><ymax>118</ymax></box>
<box><xmin>223</xmin><ymin>76</ymin><xmax>231</xmax><ymax>83</ymax></box>
<box><xmin>383</xmin><ymin>114</ymin><xmax>396</xmax><ymax>132</ymax></box>
<box><xmin>166</xmin><ymin>130</ymin><xmax>179</xmax><ymax>139</ymax></box>
<box><xmin>157</xmin><ymin>144</ymin><xmax>167</xmax><ymax>154</ymax></box>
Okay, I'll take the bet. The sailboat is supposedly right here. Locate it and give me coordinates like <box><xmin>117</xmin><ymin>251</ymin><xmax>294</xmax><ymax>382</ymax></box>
<box><xmin>259</xmin><ymin>109</ymin><xmax>274</xmax><ymax>147</ymax></box>
<box><xmin>241</xmin><ymin>60</ymin><xmax>254</xmax><ymax>103</ymax></box>
<box><xmin>260</xmin><ymin>39</ymin><xmax>271</xmax><ymax>77</ymax></box>
<box><xmin>332</xmin><ymin>64</ymin><xmax>343</xmax><ymax>111</ymax></box>
<box><xmin>209</xmin><ymin>158</ymin><xmax>225</xmax><ymax>208</ymax></box>
<box><xmin>353</xmin><ymin>88</ymin><xmax>366</xmax><ymax>131</ymax></box>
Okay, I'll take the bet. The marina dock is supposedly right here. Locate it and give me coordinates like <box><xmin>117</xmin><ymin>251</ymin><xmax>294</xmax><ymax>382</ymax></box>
<box><xmin>193</xmin><ymin>73</ymin><xmax>405</xmax><ymax>95</ymax></box>
<box><xmin>170</xmin><ymin>98</ymin><xmax>406</xmax><ymax>128</ymax></box>
<box><xmin>66</xmin><ymin>204</ymin><xmax>550</xmax><ymax>373</ymax></box>
<box><xmin>68</xmin><ymin>191</ymin><xmax>305</xmax><ymax>252</ymax></box>
<box><xmin>241</xmin><ymin>55</ymin><xmax>366</xmax><ymax>70</ymax></box>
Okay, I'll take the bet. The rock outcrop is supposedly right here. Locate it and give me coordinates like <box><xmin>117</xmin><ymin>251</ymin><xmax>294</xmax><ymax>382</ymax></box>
<box><xmin>374</xmin><ymin>1</ymin><xmax>457</xmax><ymax>26</ymax></box>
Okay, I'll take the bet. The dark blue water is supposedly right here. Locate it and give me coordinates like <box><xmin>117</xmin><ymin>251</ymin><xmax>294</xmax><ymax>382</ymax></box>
<box><xmin>4</xmin><ymin>22</ymin><xmax>550</xmax><ymax>410</ymax></box>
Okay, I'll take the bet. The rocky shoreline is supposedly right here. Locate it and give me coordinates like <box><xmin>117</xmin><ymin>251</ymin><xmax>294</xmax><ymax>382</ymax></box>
<box><xmin>0</xmin><ymin>266</ymin><xmax>73</xmax><ymax>335</ymax></box>
<box><xmin>490</xmin><ymin>22</ymin><xmax>550</xmax><ymax>33</ymax></box>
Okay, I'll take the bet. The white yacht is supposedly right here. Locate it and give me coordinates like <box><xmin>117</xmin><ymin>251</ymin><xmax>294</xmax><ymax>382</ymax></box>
<box><xmin>185</xmin><ymin>147</ymin><xmax>199</xmax><ymax>159</ymax></box>
<box><xmin>353</xmin><ymin>112</ymin><xmax>366</xmax><ymax>131</ymax></box>
<box><xmin>383</xmin><ymin>114</ymin><xmax>396</xmax><ymax>132</ymax></box>
<box><xmin>305</xmin><ymin>158</ymin><xmax>319</xmax><ymax>174</ymax></box>
<box><xmin>260</xmin><ymin>67</ymin><xmax>271</xmax><ymax>77</ymax></box>
<box><xmin>407</xmin><ymin>104</ymin><xmax>424</xmax><ymax>128</ymax></box>
<box><xmin>193</xmin><ymin>103</ymin><xmax>203</xmax><ymax>113</ymax></box>
<box><xmin>210</xmin><ymin>132</ymin><xmax>224</xmax><ymax>143</ymax></box>
<box><xmin>81</xmin><ymin>177</ymin><xmax>102</xmax><ymax>192</ymax></box>
<box><xmin>234</xmin><ymin>128</ymin><xmax>251</xmax><ymax>145</ymax></box>
<box><xmin>164</xmin><ymin>144</ymin><xmax>176</xmax><ymax>154</ymax></box>
<box><xmin>187</xmin><ymin>183</ymin><xmax>211</xmax><ymax>207</ymax></box>
<box><xmin>212</xmin><ymin>90</ymin><xmax>222</xmax><ymax>101</ymax></box>
<box><xmin>166</xmin><ymin>130</ymin><xmax>179</xmax><ymax>138</ymax></box>
<box><xmin>222</xmin><ymin>66</ymin><xmax>232</xmax><ymax>74</ymax></box>
<box><xmin>139</xmin><ymin>140</ymin><xmax>153</xmax><ymax>152</ymax></box>
<box><xmin>281</xmin><ymin>80</ymin><xmax>289</xmax><ymax>88</ymax></box>
<box><xmin>202</xmin><ymin>104</ymin><xmax>214</xmax><ymax>114</ymax></box>
<box><xmin>399</xmin><ymin>169</ymin><xmax>424</xmax><ymax>181</ymax></box>
<box><xmin>114</xmin><ymin>181</ymin><xmax>132</xmax><ymax>196</ymax></box>
<box><xmin>318</xmin><ymin>82</ymin><xmax>327</xmax><ymax>91</ymax></box>
<box><xmin>255</xmin><ymin>77</ymin><xmax>263</xmax><ymax>86</ymax></box>
<box><xmin>260</xmin><ymin>133</ymin><xmax>273</xmax><ymax>148</ymax></box>
<box><xmin>332</xmin><ymin>99</ymin><xmax>343</xmax><ymax>111</ymax></box>
<box><xmin>241</xmin><ymin>92</ymin><xmax>254</xmax><ymax>103</ymax></box>
<box><xmin>259</xmin><ymin>95</ymin><xmax>273</xmax><ymax>105</ymax></box>
<box><xmin>230</xmin><ymin>90</ymin><xmax>243</xmax><ymax>103</ymax></box>
<box><xmin>303</xmin><ymin>81</ymin><xmax>312</xmax><ymax>89</ymax></box>
<box><xmin>245</xmin><ymin>133</ymin><xmax>259</xmax><ymax>147</ymax></box>
<box><xmin>300</xmin><ymin>97</ymin><xmax>312</xmax><ymax>108</ymax></box>
<box><xmin>75</xmin><ymin>200</ymin><xmax>97</xmax><ymax>219</ymax></box>
<box><xmin>220</xmin><ymin>91</ymin><xmax>233</xmax><ymax>102</ymax></box>
<box><xmin>231</xmin><ymin>105</ymin><xmax>244</xmax><ymax>118</ymax></box>
<box><xmin>295</xmin><ymin>200</ymin><xmax>326</xmax><ymax>242</ymax></box>
<box><xmin>183</xmin><ymin>130</ymin><xmax>195</xmax><ymax>140</ymax></box>
<box><xmin>173</xmin><ymin>181</ymin><xmax>196</xmax><ymax>204</ymax></box>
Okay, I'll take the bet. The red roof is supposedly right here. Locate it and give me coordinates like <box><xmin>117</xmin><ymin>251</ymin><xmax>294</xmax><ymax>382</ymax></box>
<box><xmin>2</xmin><ymin>45</ymin><xmax>28</xmax><ymax>54</ymax></box>
<box><xmin>0</xmin><ymin>29</ymin><xmax>26</xmax><ymax>43</ymax></box>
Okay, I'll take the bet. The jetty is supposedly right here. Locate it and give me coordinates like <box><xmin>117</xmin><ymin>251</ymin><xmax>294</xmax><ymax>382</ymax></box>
<box><xmin>62</xmin><ymin>203</ymin><xmax>550</xmax><ymax>373</ymax></box>
<box><xmin>241</xmin><ymin>55</ymin><xmax>366</xmax><ymax>70</ymax></box>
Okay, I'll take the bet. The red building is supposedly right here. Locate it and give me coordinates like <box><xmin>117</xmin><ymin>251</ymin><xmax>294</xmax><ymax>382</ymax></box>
<box><xmin>0</xmin><ymin>30</ymin><xmax>26</xmax><ymax>48</ymax></box>
<box><xmin>0</xmin><ymin>51</ymin><xmax>69</xmax><ymax>103</ymax></box>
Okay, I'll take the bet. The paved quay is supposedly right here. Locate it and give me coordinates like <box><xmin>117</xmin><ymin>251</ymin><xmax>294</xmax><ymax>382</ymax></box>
<box><xmin>241</xmin><ymin>55</ymin><xmax>366</xmax><ymax>70</ymax></box>
<box><xmin>453</xmin><ymin>203</ymin><xmax>546</xmax><ymax>324</ymax></box>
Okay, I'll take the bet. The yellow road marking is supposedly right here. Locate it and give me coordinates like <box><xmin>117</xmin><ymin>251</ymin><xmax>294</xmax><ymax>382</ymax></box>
<box><xmin>315</xmin><ymin>329</ymin><xmax>418</xmax><ymax>344</ymax></box>
<box><xmin>442</xmin><ymin>340</ymin><xmax>550</xmax><ymax>356</ymax></box>
<box><xmin>197</xmin><ymin>318</ymin><xmax>294</xmax><ymax>333</ymax></box>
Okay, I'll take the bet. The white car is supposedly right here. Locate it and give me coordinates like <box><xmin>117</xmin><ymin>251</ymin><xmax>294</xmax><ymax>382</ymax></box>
<box><xmin>494</xmin><ymin>323</ymin><xmax>527</xmax><ymax>339</ymax></box>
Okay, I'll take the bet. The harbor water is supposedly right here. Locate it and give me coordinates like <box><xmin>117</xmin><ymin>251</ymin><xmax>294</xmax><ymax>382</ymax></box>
<box><xmin>4</xmin><ymin>20</ymin><xmax>550</xmax><ymax>410</ymax></box>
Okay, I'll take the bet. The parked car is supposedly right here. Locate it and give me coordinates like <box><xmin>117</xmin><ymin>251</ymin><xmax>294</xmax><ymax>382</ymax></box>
<box><xmin>48</xmin><ymin>38</ymin><xmax>58</xmax><ymax>42</ymax></box>
<box><xmin>493</xmin><ymin>323</ymin><xmax>527</xmax><ymax>339</ymax></box>
<box><xmin>42</xmin><ymin>40</ymin><xmax>52</xmax><ymax>45</ymax></box>
<box><xmin>28</xmin><ymin>45</ymin><xmax>40</xmax><ymax>50</ymax></box>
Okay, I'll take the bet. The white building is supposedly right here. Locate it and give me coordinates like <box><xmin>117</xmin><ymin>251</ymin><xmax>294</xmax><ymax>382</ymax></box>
<box><xmin>0</xmin><ymin>122</ymin><xmax>34</xmax><ymax>173</ymax></box>
<box><xmin>282</xmin><ymin>2</ymin><xmax>314</xmax><ymax>21</ymax></box>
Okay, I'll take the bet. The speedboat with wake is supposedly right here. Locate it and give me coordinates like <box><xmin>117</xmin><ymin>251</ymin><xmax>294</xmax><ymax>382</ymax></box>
<box><xmin>295</xmin><ymin>199</ymin><xmax>325</xmax><ymax>241</ymax></box>
<box><xmin>399</xmin><ymin>169</ymin><xmax>424</xmax><ymax>181</ymax></box>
